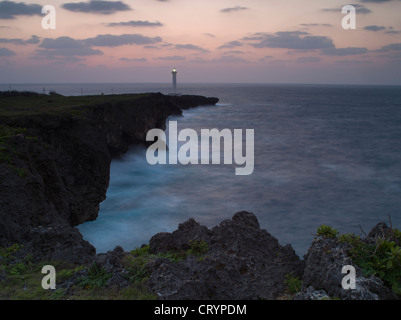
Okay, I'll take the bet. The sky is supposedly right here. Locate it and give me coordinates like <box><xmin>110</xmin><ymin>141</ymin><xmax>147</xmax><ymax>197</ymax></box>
<box><xmin>0</xmin><ymin>0</ymin><xmax>401</xmax><ymax>84</ymax></box>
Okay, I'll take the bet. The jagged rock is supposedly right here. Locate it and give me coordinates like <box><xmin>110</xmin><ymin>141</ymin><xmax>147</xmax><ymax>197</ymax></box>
<box><xmin>293</xmin><ymin>286</ymin><xmax>331</xmax><ymax>300</ymax></box>
<box><xmin>149</xmin><ymin>218</ymin><xmax>211</xmax><ymax>254</ymax></box>
<box><xmin>95</xmin><ymin>246</ymin><xmax>127</xmax><ymax>273</ymax></box>
<box><xmin>148</xmin><ymin>211</ymin><xmax>304</xmax><ymax>300</ymax></box>
<box><xmin>27</xmin><ymin>224</ymin><xmax>95</xmax><ymax>264</ymax></box>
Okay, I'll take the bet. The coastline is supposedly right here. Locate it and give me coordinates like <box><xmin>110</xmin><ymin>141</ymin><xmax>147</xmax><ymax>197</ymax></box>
<box><xmin>0</xmin><ymin>91</ymin><xmax>399</xmax><ymax>300</ymax></box>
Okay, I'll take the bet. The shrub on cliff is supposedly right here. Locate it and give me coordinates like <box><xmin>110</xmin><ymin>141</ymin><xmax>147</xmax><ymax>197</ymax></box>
<box><xmin>338</xmin><ymin>228</ymin><xmax>401</xmax><ymax>295</ymax></box>
<box><xmin>315</xmin><ymin>222</ymin><xmax>401</xmax><ymax>296</ymax></box>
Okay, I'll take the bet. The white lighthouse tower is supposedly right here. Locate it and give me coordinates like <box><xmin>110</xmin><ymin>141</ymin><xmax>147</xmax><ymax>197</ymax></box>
<box><xmin>170</xmin><ymin>67</ymin><xmax>180</xmax><ymax>95</ymax></box>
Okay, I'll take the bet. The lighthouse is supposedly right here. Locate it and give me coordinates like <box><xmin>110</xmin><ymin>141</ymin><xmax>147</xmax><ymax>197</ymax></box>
<box><xmin>169</xmin><ymin>67</ymin><xmax>180</xmax><ymax>96</ymax></box>
<box><xmin>172</xmin><ymin>67</ymin><xmax>177</xmax><ymax>93</ymax></box>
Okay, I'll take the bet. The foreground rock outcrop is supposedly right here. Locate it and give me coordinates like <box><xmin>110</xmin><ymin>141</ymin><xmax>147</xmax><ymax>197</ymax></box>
<box><xmin>1</xmin><ymin>209</ymin><xmax>399</xmax><ymax>299</ymax></box>
<box><xmin>148</xmin><ymin>211</ymin><xmax>304</xmax><ymax>299</ymax></box>
<box><xmin>68</xmin><ymin>211</ymin><xmax>398</xmax><ymax>300</ymax></box>
<box><xmin>0</xmin><ymin>93</ymin><xmax>218</xmax><ymax>263</ymax></box>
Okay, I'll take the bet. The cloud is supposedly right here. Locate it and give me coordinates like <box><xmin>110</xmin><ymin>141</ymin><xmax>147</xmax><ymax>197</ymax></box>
<box><xmin>203</xmin><ymin>33</ymin><xmax>216</xmax><ymax>38</ymax></box>
<box><xmin>223</xmin><ymin>50</ymin><xmax>247</xmax><ymax>55</ymax></box>
<box><xmin>0</xmin><ymin>1</ymin><xmax>42</xmax><ymax>19</ymax></box>
<box><xmin>300</xmin><ymin>23</ymin><xmax>333</xmax><ymax>27</ymax></box>
<box><xmin>359</xmin><ymin>0</ymin><xmax>396</xmax><ymax>2</ymax></box>
<box><xmin>0</xmin><ymin>38</ymin><xmax>25</xmax><ymax>45</ymax></box>
<box><xmin>40</xmin><ymin>37</ymin><xmax>88</xmax><ymax>49</ymax></box>
<box><xmin>296</xmin><ymin>56</ymin><xmax>321</xmax><ymax>63</ymax></box>
<box><xmin>364</xmin><ymin>25</ymin><xmax>386</xmax><ymax>31</ymax></box>
<box><xmin>62</xmin><ymin>0</ymin><xmax>131</xmax><ymax>15</ymax></box>
<box><xmin>190</xmin><ymin>55</ymin><xmax>248</xmax><ymax>64</ymax></box>
<box><xmin>322</xmin><ymin>4</ymin><xmax>372</xmax><ymax>14</ymax></box>
<box><xmin>0</xmin><ymin>35</ymin><xmax>40</xmax><ymax>45</ymax></box>
<box><xmin>38</xmin><ymin>36</ymin><xmax>103</xmax><ymax>57</ymax></box>
<box><xmin>174</xmin><ymin>44</ymin><xmax>209</xmax><ymax>53</ymax></box>
<box><xmin>321</xmin><ymin>47</ymin><xmax>369</xmax><ymax>56</ymax></box>
<box><xmin>211</xmin><ymin>55</ymin><xmax>248</xmax><ymax>63</ymax></box>
<box><xmin>25</xmin><ymin>35</ymin><xmax>40</xmax><ymax>44</ymax></box>
<box><xmin>334</xmin><ymin>59</ymin><xmax>372</xmax><ymax>64</ymax></box>
<box><xmin>378</xmin><ymin>43</ymin><xmax>401</xmax><ymax>51</ymax></box>
<box><xmin>246</xmin><ymin>31</ymin><xmax>334</xmax><ymax>50</ymax></box>
<box><xmin>0</xmin><ymin>47</ymin><xmax>16</xmax><ymax>56</ymax></box>
<box><xmin>35</xmin><ymin>34</ymin><xmax>160</xmax><ymax>60</ymax></box>
<box><xmin>218</xmin><ymin>41</ymin><xmax>243</xmax><ymax>49</ymax></box>
<box><xmin>120</xmin><ymin>57</ymin><xmax>147</xmax><ymax>62</ymax></box>
<box><xmin>154</xmin><ymin>55</ymin><xmax>186</xmax><ymax>61</ymax></box>
<box><xmin>84</xmin><ymin>34</ymin><xmax>162</xmax><ymax>47</ymax></box>
<box><xmin>108</xmin><ymin>20</ymin><xmax>163</xmax><ymax>27</ymax></box>
<box><xmin>220</xmin><ymin>6</ymin><xmax>249</xmax><ymax>13</ymax></box>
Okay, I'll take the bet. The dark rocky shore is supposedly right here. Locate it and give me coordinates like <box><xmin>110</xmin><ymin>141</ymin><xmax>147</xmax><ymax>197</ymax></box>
<box><xmin>0</xmin><ymin>92</ymin><xmax>399</xmax><ymax>300</ymax></box>
<box><xmin>0</xmin><ymin>93</ymin><xmax>218</xmax><ymax>262</ymax></box>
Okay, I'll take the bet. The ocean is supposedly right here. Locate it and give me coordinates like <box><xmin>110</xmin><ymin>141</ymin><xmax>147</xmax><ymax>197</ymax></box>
<box><xmin>2</xmin><ymin>83</ymin><xmax>401</xmax><ymax>256</ymax></box>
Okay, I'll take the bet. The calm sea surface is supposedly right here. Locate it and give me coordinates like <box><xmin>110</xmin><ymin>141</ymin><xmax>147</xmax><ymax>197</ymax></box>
<box><xmin>3</xmin><ymin>83</ymin><xmax>401</xmax><ymax>256</ymax></box>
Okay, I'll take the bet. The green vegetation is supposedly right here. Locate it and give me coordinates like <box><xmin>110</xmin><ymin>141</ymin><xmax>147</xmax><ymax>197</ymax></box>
<box><xmin>0</xmin><ymin>243</ymin><xmax>157</xmax><ymax>300</ymax></box>
<box><xmin>317</xmin><ymin>223</ymin><xmax>401</xmax><ymax>296</ymax></box>
<box><xmin>0</xmin><ymin>240</ymin><xmax>210</xmax><ymax>300</ymax></box>
<box><xmin>339</xmin><ymin>232</ymin><xmax>401</xmax><ymax>295</ymax></box>
<box><xmin>283</xmin><ymin>273</ymin><xmax>302</xmax><ymax>296</ymax></box>
<box><xmin>316</xmin><ymin>225</ymin><xmax>339</xmax><ymax>239</ymax></box>
<box><xmin>76</xmin><ymin>262</ymin><xmax>112</xmax><ymax>289</ymax></box>
<box><xmin>0</xmin><ymin>125</ymin><xmax>31</xmax><ymax>176</ymax></box>
<box><xmin>0</xmin><ymin>90</ymin><xmax>149</xmax><ymax>118</ymax></box>
<box><xmin>186</xmin><ymin>240</ymin><xmax>209</xmax><ymax>256</ymax></box>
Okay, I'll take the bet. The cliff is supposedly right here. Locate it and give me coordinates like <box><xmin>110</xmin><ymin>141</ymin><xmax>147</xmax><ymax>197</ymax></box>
<box><xmin>0</xmin><ymin>91</ymin><xmax>399</xmax><ymax>300</ymax></box>
<box><xmin>0</xmin><ymin>92</ymin><xmax>218</xmax><ymax>263</ymax></box>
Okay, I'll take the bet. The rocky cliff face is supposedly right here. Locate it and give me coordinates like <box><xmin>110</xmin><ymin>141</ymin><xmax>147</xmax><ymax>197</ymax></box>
<box><xmin>0</xmin><ymin>93</ymin><xmax>218</xmax><ymax>263</ymax></box>
<box><xmin>147</xmin><ymin>211</ymin><xmax>304</xmax><ymax>299</ymax></box>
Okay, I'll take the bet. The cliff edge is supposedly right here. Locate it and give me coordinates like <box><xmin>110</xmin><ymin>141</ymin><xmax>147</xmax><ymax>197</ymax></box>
<box><xmin>0</xmin><ymin>92</ymin><xmax>218</xmax><ymax>263</ymax></box>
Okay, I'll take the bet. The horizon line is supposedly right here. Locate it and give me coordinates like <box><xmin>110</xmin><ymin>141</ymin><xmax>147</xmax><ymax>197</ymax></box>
<box><xmin>1</xmin><ymin>81</ymin><xmax>400</xmax><ymax>87</ymax></box>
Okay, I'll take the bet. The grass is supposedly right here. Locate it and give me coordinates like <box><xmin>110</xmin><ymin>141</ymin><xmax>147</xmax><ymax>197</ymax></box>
<box><xmin>0</xmin><ymin>241</ymin><xmax>210</xmax><ymax>300</ymax></box>
<box><xmin>0</xmin><ymin>90</ymin><xmax>151</xmax><ymax>175</ymax></box>
<box><xmin>283</xmin><ymin>273</ymin><xmax>302</xmax><ymax>296</ymax></box>
<box><xmin>0</xmin><ymin>243</ymin><xmax>157</xmax><ymax>300</ymax></box>
<box><xmin>0</xmin><ymin>90</ymin><xmax>149</xmax><ymax>118</ymax></box>
<box><xmin>0</xmin><ymin>124</ymin><xmax>32</xmax><ymax>176</ymax></box>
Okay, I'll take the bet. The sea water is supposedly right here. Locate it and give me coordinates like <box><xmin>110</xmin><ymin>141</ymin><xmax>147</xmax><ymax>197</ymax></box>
<box><xmin>3</xmin><ymin>83</ymin><xmax>401</xmax><ymax>256</ymax></box>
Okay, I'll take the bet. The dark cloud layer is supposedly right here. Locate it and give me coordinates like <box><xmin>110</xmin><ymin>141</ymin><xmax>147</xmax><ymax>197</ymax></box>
<box><xmin>0</xmin><ymin>47</ymin><xmax>16</xmax><ymax>56</ymax></box>
<box><xmin>378</xmin><ymin>43</ymin><xmax>401</xmax><ymax>51</ymax></box>
<box><xmin>0</xmin><ymin>35</ymin><xmax>40</xmax><ymax>45</ymax></box>
<box><xmin>246</xmin><ymin>31</ymin><xmax>334</xmax><ymax>50</ymax></box>
<box><xmin>34</xmin><ymin>33</ymin><xmax>163</xmax><ymax>61</ymax></box>
<box><xmin>364</xmin><ymin>25</ymin><xmax>386</xmax><ymax>31</ymax></box>
<box><xmin>0</xmin><ymin>1</ymin><xmax>42</xmax><ymax>19</ymax></box>
<box><xmin>174</xmin><ymin>43</ymin><xmax>209</xmax><ymax>53</ymax></box>
<box><xmin>218</xmin><ymin>41</ymin><xmax>243</xmax><ymax>50</ymax></box>
<box><xmin>220</xmin><ymin>6</ymin><xmax>249</xmax><ymax>13</ymax></box>
<box><xmin>62</xmin><ymin>0</ymin><xmax>131</xmax><ymax>15</ymax></box>
<box><xmin>323</xmin><ymin>4</ymin><xmax>372</xmax><ymax>14</ymax></box>
<box><xmin>84</xmin><ymin>34</ymin><xmax>162</xmax><ymax>47</ymax></box>
<box><xmin>38</xmin><ymin>36</ymin><xmax>103</xmax><ymax>57</ymax></box>
<box><xmin>108</xmin><ymin>20</ymin><xmax>163</xmax><ymax>27</ymax></box>
<box><xmin>321</xmin><ymin>47</ymin><xmax>369</xmax><ymax>56</ymax></box>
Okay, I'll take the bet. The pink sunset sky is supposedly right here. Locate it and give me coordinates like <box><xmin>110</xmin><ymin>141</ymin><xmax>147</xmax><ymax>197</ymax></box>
<box><xmin>0</xmin><ymin>0</ymin><xmax>401</xmax><ymax>84</ymax></box>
